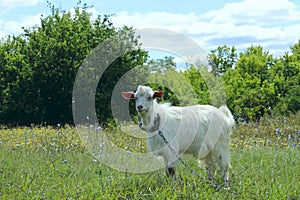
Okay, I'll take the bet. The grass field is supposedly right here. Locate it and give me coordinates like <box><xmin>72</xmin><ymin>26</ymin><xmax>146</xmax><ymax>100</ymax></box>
<box><xmin>0</xmin><ymin>115</ymin><xmax>299</xmax><ymax>199</ymax></box>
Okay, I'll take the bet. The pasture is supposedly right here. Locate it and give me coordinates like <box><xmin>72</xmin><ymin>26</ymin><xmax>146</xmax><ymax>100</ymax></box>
<box><xmin>0</xmin><ymin>115</ymin><xmax>299</xmax><ymax>199</ymax></box>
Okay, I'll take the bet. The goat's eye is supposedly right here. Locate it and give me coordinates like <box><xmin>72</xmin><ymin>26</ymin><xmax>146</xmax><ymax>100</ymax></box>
<box><xmin>147</xmin><ymin>96</ymin><xmax>152</xmax><ymax>101</ymax></box>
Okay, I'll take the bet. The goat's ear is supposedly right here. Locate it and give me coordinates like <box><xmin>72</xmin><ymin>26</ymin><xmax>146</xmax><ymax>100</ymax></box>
<box><xmin>122</xmin><ymin>91</ymin><xmax>135</xmax><ymax>100</ymax></box>
<box><xmin>153</xmin><ymin>91</ymin><xmax>163</xmax><ymax>99</ymax></box>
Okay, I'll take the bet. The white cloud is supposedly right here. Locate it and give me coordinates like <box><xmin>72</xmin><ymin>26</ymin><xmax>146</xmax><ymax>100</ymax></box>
<box><xmin>198</xmin><ymin>0</ymin><xmax>300</xmax><ymax>54</ymax></box>
<box><xmin>111</xmin><ymin>11</ymin><xmax>199</xmax><ymax>32</ymax></box>
<box><xmin>0</xmin><ymin>0</ymin><xmax>42</xmax><ymax>11</ymax></box>
<box><xmin>0</xmin><ymin>13</ymin><xmax>41</xmax><ymax>38</ymax></box>
<box><xmin>202</xmin><ymin>0</ymin><xmax>299</xmax><ymax>25</ymax></box>
<box><xmin>1</xmin><ymin>0</ymin><xmax>299</xmax><ymax>57</ymax></box>
<box><xmin>110</xmin><ymin>0</ymin><xmax>300</xmax><ymax>56</ymax></box>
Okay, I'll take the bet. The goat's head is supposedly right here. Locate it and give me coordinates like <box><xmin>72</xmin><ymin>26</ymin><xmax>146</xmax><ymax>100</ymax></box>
<box><xmin>122</xmin><ymin>85</ymin><xmax>163</xmax><ymax>113</ymax></box>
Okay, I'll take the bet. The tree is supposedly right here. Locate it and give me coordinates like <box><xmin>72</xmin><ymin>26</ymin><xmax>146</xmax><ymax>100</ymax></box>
<box><xmin>0</xmin><ymin>3</ymin><xmax>147</xmax><ymax>125</ymax></box>
<box><xmin>95</xmin><ymin>27</ymin><xmax>148</xmax><ymax>124</ymax></box>
<box><xmin>272</xmin><ymin>41</ymin><xmax>300</xmax><ymax>114</ymax></box>
<box><xmin>0</xmin><ymin>36</ymin><xmax>33</xmax><ymax>124</ymax></box>
<box><xmin>208</xmin><ymin>45</ymin><xmax>237</xmax><ymax>76</ymax></box>
<box><xmin>24</xmin><ymin>6</ymin><xmax>118</xmax><ymax>125</ymax></box>
<box><xmin>182</xmin><ymin>64</ymin><xmax>210</xmax><ymax>105</ymax></box>
<box><xmin>147</xmin><ymin>56</ymin><xmax>176</xmax><ymax>74</ymax></box>
<box><xmin>223</xmin><ymin>46</ymin><xmax>276</xmax><ymax>121</ymax></box>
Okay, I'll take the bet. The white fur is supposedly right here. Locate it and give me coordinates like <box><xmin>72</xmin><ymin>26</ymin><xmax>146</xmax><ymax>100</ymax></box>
<box><xmin>123</xmin><ymin>85</ymin><xmax>234</xmax><ymax>186</ymax></box>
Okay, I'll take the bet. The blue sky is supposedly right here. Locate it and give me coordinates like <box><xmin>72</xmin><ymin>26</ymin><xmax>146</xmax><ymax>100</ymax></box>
<box><xmin>1</xmin><ymin>0</ymin><xmax>300</xmax><ymax>58</ymax></box>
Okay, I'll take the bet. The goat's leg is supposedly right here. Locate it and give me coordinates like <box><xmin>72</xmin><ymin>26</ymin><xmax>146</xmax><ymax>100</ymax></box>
<box><xmin>219</xmin><ymin>151</ymin><xmax>231</xmax><ymax>189</ymax></box>
<box><xmin>206</xmin><ymin>164</ymin><xmax>216</xmax><ymax>180</ymax></box>
<box><xmin>202</xmin><ymin>154</ymin><xmax>216</xmax><ymax>180</ymax></box>
<box><xmin>162</xmin><ymin>143</ymin><xmax>179</xmax><ymax>179</ymax></box>
<box><xmin>221</xmin><ymin>163</ymin><xmax>231</xmax><ymax>189</ymax></box>
<box><xmin>163</xmin><ymin>153</ymin><xmax>179</xmax><ymax>179</ymax></box>
<box><xmin>165</xmin><ymin>165</ymin><xmax>176</xmax><ymax>177</ymax></box>
<box><xmin>164</xmin><ymin>158</ymin><xmax>179</xmax><ymax>178</ymax></box>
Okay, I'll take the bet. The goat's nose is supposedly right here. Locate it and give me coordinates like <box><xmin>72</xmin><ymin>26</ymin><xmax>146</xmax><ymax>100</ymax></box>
<box><xmin>137</xmin><ymin>105</ymin><xmax>143</xmax><ymax>111</ymax></box>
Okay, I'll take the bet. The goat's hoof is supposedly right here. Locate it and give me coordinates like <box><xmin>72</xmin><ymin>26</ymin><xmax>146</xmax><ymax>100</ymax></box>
<box><xmin>167</xmin><ymin>167</ymin><xmax>176</xmax><ymax>177</ymax></box>
<box><xmin>225</xmin><ymin>180</ymin><xmax>230</xmax><ymax>190</ymax></box>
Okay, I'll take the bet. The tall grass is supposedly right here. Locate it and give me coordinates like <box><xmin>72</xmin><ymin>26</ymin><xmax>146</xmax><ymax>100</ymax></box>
<box><xmin>0</xmin><ymin>114</ymin><xmax>299</xmax><ymax>199</ymax></box>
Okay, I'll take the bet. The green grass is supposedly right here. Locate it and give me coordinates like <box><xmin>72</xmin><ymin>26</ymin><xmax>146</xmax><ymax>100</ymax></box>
<box><xmin>0</xmin><ymin>115</ymin><xmax>299</xmax><ymax>199</ymax></box>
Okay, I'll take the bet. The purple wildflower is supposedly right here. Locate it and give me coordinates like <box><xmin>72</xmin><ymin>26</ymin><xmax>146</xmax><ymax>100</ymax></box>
<box><xmin>275</xmin><ymin>128</ymin><xmax>280</xmax><ymax>134</ymax></box>
<box><xmin>98</xmin><ymin>152</ymin><xmax>103</xmax><ymax>159</ymax></box>
<box><xmin>96</xmin><ymin>126</ymin><xmax>102</xmax><ymax>131</ymax></box>
<box><xmin>100</xmin><ymin>142</ymin><xmax>105</xmax><ymax>147</ymax></box>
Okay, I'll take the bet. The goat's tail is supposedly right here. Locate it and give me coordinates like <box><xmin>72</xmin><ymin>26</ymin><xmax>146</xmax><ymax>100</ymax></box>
<box><xmin>219</xmin><ymin>105</ymin><xmax>235</xmax><ymax>135</ymax></box>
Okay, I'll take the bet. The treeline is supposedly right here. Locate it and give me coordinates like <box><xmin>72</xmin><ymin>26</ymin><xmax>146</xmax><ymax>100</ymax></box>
<box><xmin>0</xmin><ymin>4</ymin><xmax>147</xmax><ymax>125</ymax></box>
<box><xmin>186</xmin><ymin>44</ymin><xmax>300</xmax><ymax>122</ymax></box>
<box><xmin>0</xmin><ymin>4</ymin><xmax>299</xmax><ymax>125</ymax></box>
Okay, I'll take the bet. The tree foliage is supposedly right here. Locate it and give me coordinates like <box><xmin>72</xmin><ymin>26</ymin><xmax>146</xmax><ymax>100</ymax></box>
<box><xmin>181</xmin><ymin>43</ymin><xmax>299</xmax><ymax>122</ymax></box>
<box><xmin>0</xmin><ymin>2</ymin><xmax>299</xmax><ymax>125</ymax></box>
<box><xmin>0</xmin><ymin>3</ymin><xmax>147</xmax><ymax>125</ymax></box>
<box><xmin>208</xmin><ymin>45</ymin><xmax>237</xmax><ymax>76</ymax></box>
<box><xmin>215</xmin><ymin>44</ymin><xmax>299</xmax><ymax>121</ymax></box>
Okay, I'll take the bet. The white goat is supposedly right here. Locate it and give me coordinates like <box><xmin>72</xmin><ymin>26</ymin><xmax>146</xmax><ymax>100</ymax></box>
<box><xmin>122</xmin><ymin>85</ymin><xmax>234</xmax><ymax>186</ymax></box>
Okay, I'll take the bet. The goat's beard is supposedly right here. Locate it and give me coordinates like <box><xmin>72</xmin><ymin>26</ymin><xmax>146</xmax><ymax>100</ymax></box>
<box><xmin>138</xmin><ymin>111</ymin><xmax>160</xmax><ymax>132</ymax></box>
<box><xmin>137</xmin><ymin>110</ymin><xmax>150</xmax><ymax>127</ymax></box>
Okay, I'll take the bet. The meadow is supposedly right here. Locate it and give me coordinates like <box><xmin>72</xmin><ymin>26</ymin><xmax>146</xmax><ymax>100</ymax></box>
<box><xmin>0</xmin><ymin>114</ymin><xmax>299</xmax><ymax>199</ymax></box>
